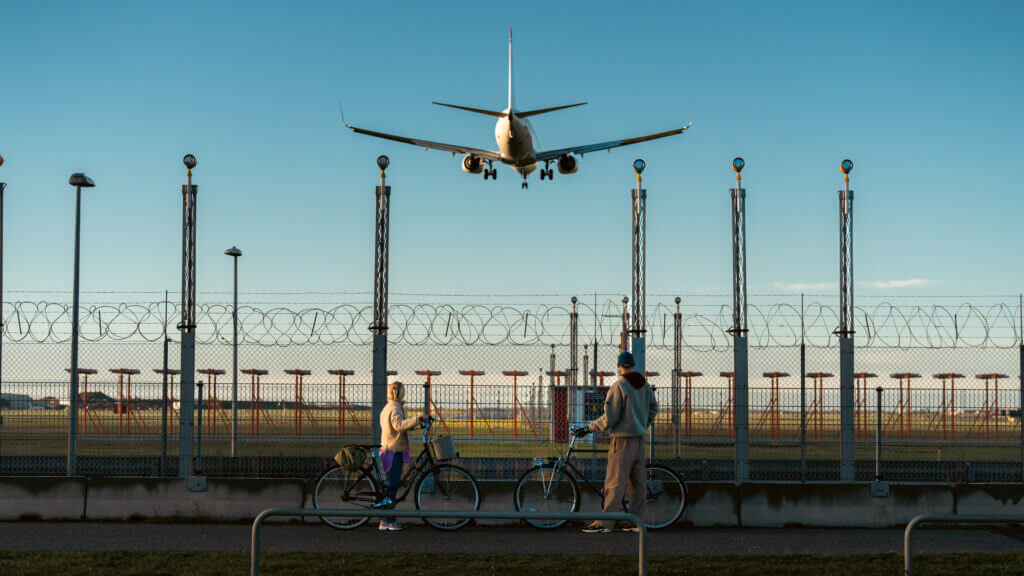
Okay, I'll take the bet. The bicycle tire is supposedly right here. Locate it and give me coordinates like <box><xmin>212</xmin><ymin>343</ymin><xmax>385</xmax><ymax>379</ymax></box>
<box><xmin>639</xmin><ymin>465</ymin><xmax>687</xmax><ymax>529</ymax></box>
<box><xmin>414</xmin><ymin>463</ymin><xmax>480</xmax><ymax>531</ymax></box>
<box><xmin>313</xmin><ymin>465</ymin><xmax>381</xmax><ymax>530</ymax></box>
<box><xmin>514</xmin><ymin>464</ymin><xmax>580</xmax><ymax>529</ymax></box>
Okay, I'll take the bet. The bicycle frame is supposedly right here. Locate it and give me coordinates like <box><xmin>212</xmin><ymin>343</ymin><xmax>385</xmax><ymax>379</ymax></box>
<box><xmin>537</xmin><ymin>430</ymin><xmax>606</xmax><ymax>497</ymax></box>
<box><xmin>342</xmin><ymin>417</ymin><xmax>446</xmax><ymax>506</ymax></box>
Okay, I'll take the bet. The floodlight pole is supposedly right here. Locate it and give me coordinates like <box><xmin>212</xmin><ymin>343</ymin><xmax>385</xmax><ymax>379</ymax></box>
<box><xmin>630</xmin><ymin>160</ymin><xmax>647</xmax><ymax>375</ymax></box>
<box><xmin>837</xmin><ymin>159</ymin><xmax>856</xmax><ymax>482</ymax></box>
<box><xmin>178</xmin><ymin>155</ymin><xmax>198</xmax><ymax>478</ymax></box>
<box><xmin>370</xmin><ymin>156</ymin><xmax>391</xmax><ymax>443</ymax></box>
<box><xmin>67</xmin><ymin>172</ymin><xmax>94</xmax><ymax>476</ymax></box>
<box><xmin>728</xmin><ymin>158</ymin><xmax>749</xmax><ymax>484</ymax></box>
<box><xmin>225</xmin><ymin>246</ymin><xmax>242</xmax><ymax>457</ymax></box>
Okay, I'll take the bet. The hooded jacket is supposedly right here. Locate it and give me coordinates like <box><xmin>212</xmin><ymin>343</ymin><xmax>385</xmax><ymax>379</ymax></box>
<box><xmin>588</xmin><ymin>372</ymin><xmax>659</xmax><ymax>437</ymax></box>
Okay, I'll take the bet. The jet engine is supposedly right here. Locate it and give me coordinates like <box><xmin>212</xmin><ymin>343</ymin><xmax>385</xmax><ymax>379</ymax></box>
<box><xmin>557</xmin><ymin>155</ymin><xmax>578</xmax><ymax>175</ymax></box>
<box><xmin>462</xmin><ymin>155</ymin><xmax>483</xmax><ymax>174</ymax></box>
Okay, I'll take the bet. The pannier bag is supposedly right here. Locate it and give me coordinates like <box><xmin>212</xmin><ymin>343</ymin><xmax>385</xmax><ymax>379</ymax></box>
<box><xmin>334</xmin><ymin>444</ymin><xmax>368</xmax><ymax>471</ymax></box>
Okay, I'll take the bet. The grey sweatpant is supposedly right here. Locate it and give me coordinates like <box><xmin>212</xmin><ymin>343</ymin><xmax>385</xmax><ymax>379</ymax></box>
<box><xmin>600</xmin><ymin>435</ymin><xmax>647</xmax><ymax>529</ymax></box>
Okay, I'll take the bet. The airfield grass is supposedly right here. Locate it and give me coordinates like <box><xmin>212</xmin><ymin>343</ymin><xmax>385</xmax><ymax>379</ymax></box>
<box><xmin>2</xmin><ymin>551</ymin><xmax>1024</xmax><ymax>575</ymax></box>
<box><xmin>1</xmin><ymin>407</ymin><xmax>1020</xmax><ymax>465</ymax></box>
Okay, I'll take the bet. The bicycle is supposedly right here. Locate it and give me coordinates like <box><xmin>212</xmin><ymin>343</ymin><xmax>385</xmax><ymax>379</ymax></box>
<box><xmin>513</xmin><ymin>425</ymin><xmax>686</xmax><ymax>530</ymax></box>
<box><xmin>313</xmin><ymin>383</ymin><xmax>481</xmax><ymax>531</ymax></box>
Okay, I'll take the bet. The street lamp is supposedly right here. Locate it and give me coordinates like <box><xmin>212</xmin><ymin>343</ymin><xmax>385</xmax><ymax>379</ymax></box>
<box><xmin>225</xmin><ymin>246</ymin><xmax>242</xmax><ymax>457</ymax></box>
<box><xmin>68</xmin><ymin>171</ymin><xmax>95</xmax><ymax>476</ymax></box>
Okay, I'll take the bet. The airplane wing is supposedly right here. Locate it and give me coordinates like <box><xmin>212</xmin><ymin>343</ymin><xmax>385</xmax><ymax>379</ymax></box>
<box><xmin>341</xmin><ymin>105</ymin><xmax>502</xmax><ymax>162</ymax></box>
<box><xmin>534</xmin><ymin>123</ymin><xmax>691</xmax><ymax>162</ymax></box>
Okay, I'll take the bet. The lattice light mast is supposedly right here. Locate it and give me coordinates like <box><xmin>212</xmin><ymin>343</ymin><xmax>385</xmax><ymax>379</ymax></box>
<box><xmin>569</xmin><ymin>296</ymin><xmax>578</xmax><ymax>423</ymax></box>
<box><xmin>630</xmin><ymin>159</ymin><xmax>647</xmax><ymax>373</ymax></box>
<box><xmin>836</xmin><ymin>158</ymin><xmax>855</xmax><ymax>481</ymax></box>
<box><xmin>178</xmin><ymin>154</ymin><xmax>198</xmax><ymax>477</ymax></box>
<box><xmin>728</xmin><ymin>157</ymin><xmax>749</xmax><ymax>483</ymax></box>
<box><xmin>673</xmin><ymin>296</ymin><xmax>682</xmax><ymax>458</ymax></box>
<box><xmin>370</xmin><ymin>155</ymin><xmax>391</xmax><ymax>443</ymax></box>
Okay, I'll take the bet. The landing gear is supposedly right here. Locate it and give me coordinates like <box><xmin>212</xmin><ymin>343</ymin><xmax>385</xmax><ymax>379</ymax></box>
<box><xmin>521</xmin><ymin>174</ymin><xmax>529</xmax><ymax>189</ymax></box>
<box><xmin>483</xmin><ymin>161</ymin><xmax>497</xmax><ymax>180</ymax></box>
<box><xmin>539</xmin><ymin>162</ymin><xmax>554</xmax><ymax>181</ymax></box>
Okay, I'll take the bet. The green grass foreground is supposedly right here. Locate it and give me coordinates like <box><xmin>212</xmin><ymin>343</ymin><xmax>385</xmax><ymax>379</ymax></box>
<box><xmin>2</xmin><ymin>551</ymin><xmax>1024</xmax><ymax>575</ymax></box>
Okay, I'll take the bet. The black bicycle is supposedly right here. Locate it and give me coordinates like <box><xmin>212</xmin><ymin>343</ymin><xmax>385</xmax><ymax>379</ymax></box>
<box><xmin>313</xmin><ymin>384</ymin><xmax>481</xmax><ymax>531</ymax></box>
<box><xmin>514</xmin><ymin>425</ymin><xmax>686</xmax><ymax>530</ymax></box>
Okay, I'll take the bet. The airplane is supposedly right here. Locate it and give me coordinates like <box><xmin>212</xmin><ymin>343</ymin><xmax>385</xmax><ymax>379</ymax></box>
<box><xmin>340</xmin><ymin>30</ymin><xmax>691</xmax><ymax>189</ymax></box>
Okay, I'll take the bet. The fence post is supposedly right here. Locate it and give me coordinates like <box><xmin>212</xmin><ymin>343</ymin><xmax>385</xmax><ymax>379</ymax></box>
<box><xmin>1019</xmin><ymin>293</ymin><xmax>1023</xmax><ymax>482</ymax></box>
<box><xmin>800</xmin><ymin>294</ymin><xmax>807</xmax><ymax>482</ymax></box>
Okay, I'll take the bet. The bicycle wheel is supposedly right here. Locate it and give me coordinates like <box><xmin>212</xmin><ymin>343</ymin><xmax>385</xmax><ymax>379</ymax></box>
<box><xmin>313</xmin><ymin>465</ymin><xmax>381</xmax><ymax>530</ymax></box>
<box><xmin>415</xmin><ymin>464</ymin><xmax>480</xmax><ymax>531</ymax></box>
<box><xmin>514</xmin><ymin>464</ymin><xmax>580</xmax><ymax>529</ymax></box>
<box><xmin>638</xmin><ymin>465</ymin><xmax>686</xmax><ymax>529</ymax></box>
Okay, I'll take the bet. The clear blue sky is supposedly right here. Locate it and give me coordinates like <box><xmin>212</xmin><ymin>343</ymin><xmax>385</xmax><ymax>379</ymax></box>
<box><xmin>2</xmin><ymin>0</ymin><xmax>1022</xmax><ymax>303</ymax></box>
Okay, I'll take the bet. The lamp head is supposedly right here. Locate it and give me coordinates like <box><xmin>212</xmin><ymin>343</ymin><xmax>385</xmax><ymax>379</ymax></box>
<box><xmin>571</xmin><ymin>296</ymin><xmax>578</xmax><ymax>304</ymax></box>
<box><xmin>675</xmin><ymin>296</ymin><xmax>681</xmax><ymax>304</ymax></box>
<box><xmin>622</xmin><ymin>296</ymin><xmax>629</xmax><ymax>304</ymax></box>
<box><xmin>183</xmin><ymin>154</ymin><xmax>197</xmax><ymax>170</ymax></box>
<box><xmin>225</xmin><ymin>246</ymin><xmax>242</xmax><ymax>257</ymax></box>
<box><xmin>376</xmin><ymin>155</ymin><xmax>390</xmax><ymax>171</ymax></box>
<box><xmin>633</xmin><ymin>158</ymin><xmax>645</xmax><ymax>175</ymax></box>
<box><xmin>732</xmin><ymin>157</ymin><xmax>745</xmax><ymax>173</ymax></box>
<box><xmin>69</xmin><ymin>173</ymin><xmax>95</xmax><ymax>188</ymax></box>
<box><xmin>0</xmin><ymin>155</ymin><xmax>4</xmax><ymax>167</ymax></box>
<box><xmin>840</xmin><ymin>158</ymin><xmax>853</xmax><ymax>175</ymax></box>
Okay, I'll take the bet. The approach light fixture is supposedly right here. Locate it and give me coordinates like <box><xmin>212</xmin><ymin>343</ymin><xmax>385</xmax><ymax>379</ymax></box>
<box><xmin>841</xmin><ymin>159</ymin><xmax>853</xmax><ymax>174</ymax></box>
<box><xmin>183</xmin><ymin>154</ymin><xmax>197</xmax><ymax>170</ymax></box>
<box><xmin>633</xmin><ymin>158</ymin><xmax>645</xmax><ymax>174</ymax></box>
<box><xmin>376</xmin><ymin>155</ymin><xmax>390</xmax><ymax>171</ymax></box>
<box><xmin>732</xmin><ymin>157</ymin><xmax>745</xmax><ymax>173</ymax></box>
<box><xmin>0</xmin><ymin>155</ymin><xmax>5</xmax><ymax>167</ymax></box>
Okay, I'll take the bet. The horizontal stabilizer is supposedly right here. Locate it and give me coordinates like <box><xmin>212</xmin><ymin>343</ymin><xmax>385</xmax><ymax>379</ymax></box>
<box><xmin>515</xmin><ymin>102</ymin><xmax>587</xmax><ymax>118</ymax></box>
<box><xmin>433</xmin><ymin>102</ymin><xmax>507</xmax><ymax>118</ymax></box>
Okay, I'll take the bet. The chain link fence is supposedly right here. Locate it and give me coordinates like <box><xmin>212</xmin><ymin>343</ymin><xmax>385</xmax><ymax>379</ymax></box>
<box><xmin>1</xmin><ymin>293</ymin><xmax>1021</xmax><ymax>482</ymax></box>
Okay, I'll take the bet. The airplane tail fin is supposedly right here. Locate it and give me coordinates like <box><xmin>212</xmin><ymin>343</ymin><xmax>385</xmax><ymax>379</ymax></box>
<box><xmin>508</xmin><ymin>28</ymin><xmax>515</xmax><ymax>110</ymax></box>
<box><xmin>516</xmin><ymin>102</ymin><xmax>587</xmax><ymax>118</ymax></box>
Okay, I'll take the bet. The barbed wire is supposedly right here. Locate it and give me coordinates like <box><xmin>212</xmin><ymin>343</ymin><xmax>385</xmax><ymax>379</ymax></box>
<box><xmin>3</xmin><ymin>298</ymin><xmax>1020</xmax><ymax>349</ymax></box>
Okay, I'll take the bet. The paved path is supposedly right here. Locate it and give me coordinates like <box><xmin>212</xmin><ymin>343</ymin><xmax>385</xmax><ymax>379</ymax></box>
<box><xmin>1</xmin><ymin>522</ymin><xmax>1023</xmax><ymax>556</ymax></box>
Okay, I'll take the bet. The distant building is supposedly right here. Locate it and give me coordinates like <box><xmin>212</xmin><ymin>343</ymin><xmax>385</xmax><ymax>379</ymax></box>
<box><xmin>0</xmin><ymin>393</ymin><xmax>49</xmax><ymax>410</ymax></box>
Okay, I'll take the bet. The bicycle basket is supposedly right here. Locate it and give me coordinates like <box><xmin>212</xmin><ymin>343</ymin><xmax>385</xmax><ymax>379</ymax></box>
<box><xmin>428</xmin><ymin>435</ymin><xmax>457</xmax><ymax>461</ymax></box>
<box><xmin>333</xmin><ymin>444</ymin><xmax>369</xmax><ymax>472</ymax></box>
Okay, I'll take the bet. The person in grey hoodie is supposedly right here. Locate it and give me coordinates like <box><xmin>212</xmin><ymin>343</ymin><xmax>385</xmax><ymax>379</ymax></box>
<box><xmin>577</xmin><ymin>351</ymin><xmax>658</xmax><ymax>533</ymax></box>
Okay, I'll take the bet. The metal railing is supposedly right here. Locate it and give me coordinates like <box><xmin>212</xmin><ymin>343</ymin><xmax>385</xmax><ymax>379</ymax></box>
<box><xmin>904</xmin><ymin>513</ymin><xmax>1024</xmax><ymax>575</ymax></box>
<box><xmin>251</xmin><ymin>507</ymin><xmax>647</xmax><ymax>576</ymax></box>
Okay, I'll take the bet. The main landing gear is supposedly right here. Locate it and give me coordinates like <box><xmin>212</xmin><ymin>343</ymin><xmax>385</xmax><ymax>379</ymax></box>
<box><xmin>539</xmin><ymin>161</ymin><xmax>554</xmax><ymax>181</ymax></box>
<box><xmin>483</xmin><ymin>160</ymin><xmax>497</xmax><ymax>181</ymax></box>
<box><xmin>521</xmin><ymin>174</ymin><xmax>529</xmax><ymax>189</ymax></box>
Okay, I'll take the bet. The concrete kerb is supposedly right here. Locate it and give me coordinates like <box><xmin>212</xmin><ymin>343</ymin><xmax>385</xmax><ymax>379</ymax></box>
<box><xmin>0</xmin><ymin>476</ymin><xmax>86</xmax><ymax>520</ymax></box>
<box><xmin>739</xmin><ymin>483</ymin><xmax>954</xmax><ymax>527</ymax></box>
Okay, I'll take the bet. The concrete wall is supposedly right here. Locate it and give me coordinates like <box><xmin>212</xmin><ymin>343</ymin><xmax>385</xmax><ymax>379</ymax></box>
<box><xmin>0</xmin><ymin>476</ymin><xmax>1020</xmax><ymax>527</ymax></box>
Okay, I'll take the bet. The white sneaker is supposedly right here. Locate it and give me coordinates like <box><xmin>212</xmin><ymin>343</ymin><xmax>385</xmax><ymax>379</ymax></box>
<box><xmin>390</xmin><ymin>519</ymin><xmax>405</xmax><ymax>531</ymax></box>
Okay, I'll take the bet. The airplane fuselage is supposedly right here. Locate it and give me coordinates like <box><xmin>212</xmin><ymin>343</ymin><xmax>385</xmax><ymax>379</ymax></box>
<box><xmin>495</xmin><ymin>110</ymin><xmax>537</xmax><ymax>176</ymax></box>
